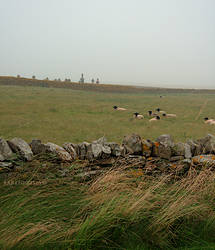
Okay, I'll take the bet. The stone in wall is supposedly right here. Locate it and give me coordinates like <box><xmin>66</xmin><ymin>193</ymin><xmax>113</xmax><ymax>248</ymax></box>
<box><xmin>30</xmin><ymin>139</ymin><xmax>73</xmax><ymax>162</ymax></box>
<box><xmin>43</xmin><ymin>142</ymin><xmax>72</xmax><ymax>162</ymax></box>
<box><xmin>172</xmin><ymin>142</ymin><xmax>192</xmax><ymax>159</ymax></box>
<box><xmin>152</xmin><ymin>134</ymin><xmax>174</xmax><ymax>160</ymax></box>
<box><xmin>0</xmin><ymin>138</ymin><xmax>13</xmax><ymax>161</ymax></box>
<box><xmin>78</xmin><ymin>142</ymin><xmax>90</xmax><ymax>160</ymax></box>
<box><xmin>187</xmin><ymin>134</ymin><xmax>215</xmax><ymax>156</ymax></box>
<box><xmin>62</xmin><ymin>143</ymin><xmax>78</xmax><ymax>160</ymax></box>
<box><xmin>8</xmin><ymin>138</ymin><xmax>33</xmax><ymax>161</ymax></box>
<box><xmin>197</xmin><ymin>134</ymin><xmax>215</xmax><ymax>154</ymax></box>
<box><xmin>3</xmin><ymin>134</ymin><xmax>215</xmax><ymax>178</ymax></box>
<box><xmin>106</xmin><ymin>142</ymin><xmax>121</xmax><ymax>157</ymax></box>
<box><xmin>122</xmin><ymin>134</ymin><xmax>143</xmax><ymax>155</ymax></box>
<box><xmin>187</xmin><ymin>139</ymin><xmax>202</xmax><ymax>156</ymax></box>
<box><xmin>91</xmin><ymin>143</ymin><xmax>103</xmax><ymax>158</ymax></box>
<box><xmin>142</xmin><ymin>139</ymin><xmax>153</xmax><ymax>157</ymax></box>
<box><xmin>86</xmin><ymin>143</ymin><xmax>94</xmax><ymax>160</ymax></box>
<box><xmin>73</xmin><ymin>137</ymin><xmax>115</xmax><ymax>160</ymax></box>
<box><xmin>62</xmin><ymin>137</ymin><xmax>116</xmax><ymax>161</ymax></box>
<box><xmin>91</xmin><ymin>137</ymin><xmax>111</xmax><ymax>159</ymax></box>
<box><xmin>30</xmin><ymin>139</ymin><xmax>44</xmax><ymax>155</ymax></box>
<box><xmin>192</xmin><ymin>154</ymin><xmax>215</xmax><ymax>166</ymax></box>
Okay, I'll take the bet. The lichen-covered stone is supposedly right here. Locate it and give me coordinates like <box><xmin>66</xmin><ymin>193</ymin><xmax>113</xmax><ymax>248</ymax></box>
<box><xmin>172</xmin><ymin>142</ymin><xmax>192</xmax><ymax>159</ymax></box>
<box><xmin>187</xmin><ymin>135</ymin><xmax>215</xmax><ymax>156</ymax></box>
<box><xmin>62</xmin><ymin>143</ymin><xmax>77</xmax><ymax>160</ymax></box>
<box><xmin>152</xmin><ymin>134</ymin><xmax>174</xmax><ymax>160</ymax></box>
<box><xmin>187</xmin><ymin>139</ymin><xmax>202</xmax><ymax>156</ymax></box>
<box><xmin>8</xmin><ymin>138</ymin><xmax>33</xmax><ymax>161</ymax></box>
<box><xmin>156</xmin><ymin>134</ymin><xmax>174</xmax><ymax>146</ymax></box>
<box><xmin>85</xmin><ymin>137</ymin><xmax>114</xmax><ymax>160</ymax></box>
<box><xmin>172</xmin><ymin>142</ymin><xmax>185</xmax><ymax>155</ymax></box>
<box><xmin>106</xmin><ymin>142</ymin><xmax>121</xmax><ymax>156</ymax></box>
<box><xmin>196</xmin><ymin>134</ymin><xmax>214</xmax><ymax>146</ymax></box>
<box><xmin>29</xmin><ymin>139</ymin><xmax>44</xmax><ymax>155</ymax></box>
<box><xmin>120</xmin><ymin>146</ymin><xmax>126</xmax><ymax>157</ymax></box>
<box><xmin>184</xmin><ymin>143</ymin><xmax>192</xmax><ymax>159</ymax></box>
<box><xmin>0</xmin><ymin>138</ymin><xmax>13</xmax><ymax>161</ymax></box>
<box><xmin>77</xmin><ymin>142</ymin><xmax>90</xmax><ymax>160</ymax></box>
<box><xmin>91</xmin><ymin>143</ymin><xmax>111</xmax><ymax>159</ymax></box>
<box><xmin>86</xmin><ymin>144</ymin><xmax>94</xmax><ymax>160</ymax></box>
<box><xmin>198</xmin><ymin>134</ymin><xmax>215</xmax><ymax>154</ymax></box>
<box><xmin>192</xmin><ymin>155</ymin><xmax>215</xmax><ymax>165</ymax></box>
<box><xmin>70</xmin><ymin>143</ymin><xmax>80</xmax><ymax>156</ymax></box>
<box><xmin>142</xmin><ymin>139</ymin><xmax>153</xmax><ymax>157</ymax></box>
<box><xmin>43</xmin><ymin>142</ymin><xmax>72</xmax><ymax>162</ymax></box>
<box><xmin>122</xmin><ymin>134</ymin><xmax>143</xmax><ymax>155</ymax></box>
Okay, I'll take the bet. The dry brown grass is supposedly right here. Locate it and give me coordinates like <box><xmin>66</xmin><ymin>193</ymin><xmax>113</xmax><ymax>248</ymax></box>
<box><xmin>5</xmin><ymin>222</ymin><xmax>54</xmax><ymax>248</ymax></box>
<box><xmin>79</xmin><ymin>167</ymin><xmax>215</xmax><ymax>246</ymax></box>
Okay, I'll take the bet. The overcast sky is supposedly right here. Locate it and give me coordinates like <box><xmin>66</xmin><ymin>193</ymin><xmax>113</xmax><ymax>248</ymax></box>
<box><xmin>1</xmin><ymin>0</ymin><xmax>215</xmax><ymax>88</ymax></box>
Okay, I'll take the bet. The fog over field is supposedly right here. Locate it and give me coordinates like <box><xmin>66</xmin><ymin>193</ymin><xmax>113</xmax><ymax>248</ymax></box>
<box><xmin>1</xmin><ymin>0</ymin><xmax>215</xmax><ymax>88</ymax></box>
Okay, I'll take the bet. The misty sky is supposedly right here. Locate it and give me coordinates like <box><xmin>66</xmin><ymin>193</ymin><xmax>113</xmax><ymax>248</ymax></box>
<box><xmin>1</xmin><ymin>0</ymin><xmax>215</xmax><ymax>88</ymax></box>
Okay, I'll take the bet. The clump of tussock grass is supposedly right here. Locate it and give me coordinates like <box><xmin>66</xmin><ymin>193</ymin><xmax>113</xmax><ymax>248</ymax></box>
<box><xmin>70</xmin><ymin>168</ymin><xmax>215</xmax><ymax>249</ymax></box>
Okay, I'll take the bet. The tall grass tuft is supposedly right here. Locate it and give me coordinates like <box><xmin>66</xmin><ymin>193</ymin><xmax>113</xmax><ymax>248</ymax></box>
<box><xmin>71</xmin><ymin>168</ymin><xmax>215</xmax><ymax>249</ymax></box>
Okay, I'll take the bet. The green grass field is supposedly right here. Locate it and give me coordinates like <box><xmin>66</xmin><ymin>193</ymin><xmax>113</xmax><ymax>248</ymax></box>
<box><xmin>0</xmin><ymin>84</ymin><xmax>215</xmax><ymax>145</ymax></box>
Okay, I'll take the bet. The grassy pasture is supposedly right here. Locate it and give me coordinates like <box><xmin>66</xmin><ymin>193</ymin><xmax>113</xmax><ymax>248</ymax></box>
<box><xmin>0</xmin><ymin>84</ymin><xmax>215</xmax><ymax>144</ymax></box>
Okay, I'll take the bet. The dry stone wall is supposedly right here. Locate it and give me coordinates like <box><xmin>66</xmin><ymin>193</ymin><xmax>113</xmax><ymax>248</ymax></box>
<box><xmin>1</xmin><ymin>134</ymin><xmax>215</xmax><ymax>173</ymax></box>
